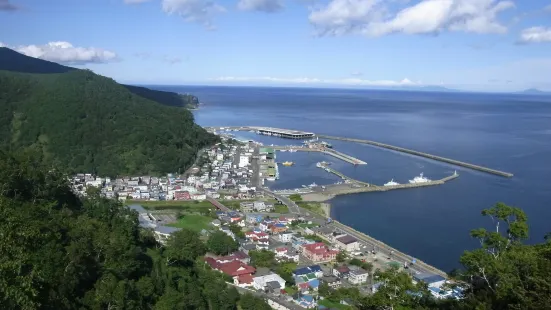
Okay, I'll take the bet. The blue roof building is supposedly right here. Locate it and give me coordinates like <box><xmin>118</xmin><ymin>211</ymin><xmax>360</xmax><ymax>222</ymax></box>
<box><xmin>293</xmin><ymin>265</ymin><xmax>322</xmax><ymax>276</ymax></box>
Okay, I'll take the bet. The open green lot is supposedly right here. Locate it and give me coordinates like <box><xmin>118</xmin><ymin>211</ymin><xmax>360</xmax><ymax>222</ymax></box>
<box><xmin>166</xmin><ymin>214</ymin><xmax>212</xmax><ymax>232</ymax></box>
<box><xmin>318</xmin><ymin>299</ymin><xmax>352</xmax><ymax>310</ymax></box>
<box><xmin>274</xmin><ymin>204</ymin><xmax>289</xmax><ymax>214</ymax></box>
<box><xmin>297</xmin><ymin>202</ymin><xmax>325</xmax><ymax>216</ymax></box>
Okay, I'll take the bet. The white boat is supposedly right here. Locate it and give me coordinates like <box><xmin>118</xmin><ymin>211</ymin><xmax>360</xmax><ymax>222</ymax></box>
<box><xmin>409</xmin><ymin>173</ymin><xmax>431</xmax><ymax>184</ymax></box>
<box><xmin>266</xmin><ymin>177</ymin><xmax>276</xmax><ymax>181</ymax></box>
<box><xmin>384</xmin><ymin>179</ymin><xmax>400</xmax><ymax>186</ymax></box>
<box><xmin>289</xmin><ymin>149</ymin><xmax>297</xmax><ymax>153</ymax></box>
<box><xmin>308</xmin><ymin>182</ymin><xmax>318</xmax><ymax>187</ymax></box>
<box><xmin>316</xmin><ymin>162</ymin><xmax>322</xmax><ymax>168</ymax></box>
<box><xmin>280</xmin><ymin>149</ymin><xmax>287</xmax><ymax>152</ymax></box>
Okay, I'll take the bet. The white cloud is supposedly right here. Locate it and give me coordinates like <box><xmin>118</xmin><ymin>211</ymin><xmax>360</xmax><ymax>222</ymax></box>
<box><xmin>238</xmin><ymin>0</ymin><xmax>284</xmax><ymax>12</ymax></box>
<box><xmin>211</xmin><ymin>76</ymin><xmax>418</xmax><ymax>86</ymax></box>
<box><xmin>3</xmin><ymin>41</ymin><xmax>118</xmax><ymax>64</ymax></box>
<box><xmin>162</xmin><ymin>0</ymin><xmax>225</xmax><ymax>29</ymax></box>
<box><xmin>0</xmin><ymin>0</ymin><xmax>18</xmax><ymax>11</ymax></box>
<box><xmin>309</xmin><ymin>0</ymin><xmax>515</xmax><ymax>37</ymax></box>
<box><xmin>518</xmin><ymin>27</ymin><xmax>551</xmax><ymax>44</ymax></box>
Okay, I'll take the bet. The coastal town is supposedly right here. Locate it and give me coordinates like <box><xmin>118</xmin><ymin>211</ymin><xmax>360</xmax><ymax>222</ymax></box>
<box><xmin>70</xmin><ymin>132</ymin><xmax>464</xmax><ymax>309</ymax></box>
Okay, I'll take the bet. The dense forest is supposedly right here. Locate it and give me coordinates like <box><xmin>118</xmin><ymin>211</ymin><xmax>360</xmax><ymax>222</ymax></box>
<box><xmin>0</xmin><ymin>47</ymin><xmax>218</xmax><ymax>176</ymax></box>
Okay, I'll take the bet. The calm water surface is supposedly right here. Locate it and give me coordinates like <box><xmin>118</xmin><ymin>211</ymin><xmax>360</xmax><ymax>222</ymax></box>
<box><xmin>152</xmin><ymin>86</ymin><xmax>551</xmax><ymax>272</ymax></box>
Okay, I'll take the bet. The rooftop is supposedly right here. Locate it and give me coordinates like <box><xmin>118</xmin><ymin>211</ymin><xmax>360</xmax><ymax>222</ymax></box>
<box><xmin>336</xmin><ymin>235</ymin><xmax>358</xmax><ymax>245</ymax></box>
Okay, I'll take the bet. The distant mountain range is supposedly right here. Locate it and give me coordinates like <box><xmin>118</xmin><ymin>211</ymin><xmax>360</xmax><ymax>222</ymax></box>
<box><xmin>520</xmin><ymin>88</ymin><xmax>550</xmax><ymax>95</ymax></box>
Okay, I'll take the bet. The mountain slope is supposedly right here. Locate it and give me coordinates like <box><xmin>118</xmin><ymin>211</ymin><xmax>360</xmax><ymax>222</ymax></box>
<box><xmin>0</xmin><ymin>47</ymin><xmax>200</xmax><ymax>108</ymax></box>
<box><xmin>0</xmin><ymin>50</ymin><xmax>217</xmax><ymax>176</ymax></box>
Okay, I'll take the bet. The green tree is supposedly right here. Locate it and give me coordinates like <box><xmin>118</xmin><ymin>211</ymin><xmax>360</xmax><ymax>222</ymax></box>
<box><xmin>319</xmin><ymin>282</ymin><xmax>331</xmax><ymax>297</ymax></box>
<box><xmin>207</xmin><ymin>231</ymin><xmax>238</xmax><ymax>255</ymax></box>
<box><xmin>275</xmin><ymin>262</ymin><xmax>297</xmax><ymax>285</ymax></box>
<box><xmin>336</xmin><ymin>250</ymin><xmax>347</xmax><ymax>263</ymax></box>
<box><xmin>458</xmin><ymin>203</ymin><xmax>551</xmax><ymax>310</ymax></box>
<box><xmin>229</xmin><ymin>223</ymin><xmax>245</xmax><ymax>239</ymax></box>
<box><xmin>249</xmin><ymin>250</ymin><xmax>277</xmax><ymax>268</ymax></box>
<box><xmin>165</xmin><ymin>229</ymin><xmax>206</xmax><ymax>264</ymax></box>
<box><xmin>289</xmin><ymin>194</ymin><xmax>302</xmax><ymax>202</ymax></box>
<box><xmin>240</xmin><ymin>293</ymin><xmax>271</xmax><ymax>310</ymax></box>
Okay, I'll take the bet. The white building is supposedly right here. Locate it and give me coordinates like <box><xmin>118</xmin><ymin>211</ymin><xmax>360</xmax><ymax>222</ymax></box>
<box><xmin>335</xmin><ymin>235</ymin><xmax>360</xmax><ymax>252</ymax></box>
<box><xmin>239</xmin><ymin>155</ymin><xmax>250</xmax><ymax>168</ymax></box>
<box><xmin>279</xmin><ymin>232</ymin><xmax>293</xmax><ymax>243</ymax></box>
<box><xmin>253</xmin><ymin>273</ymin><xmax>286</xmax><ymax>291</ymax></box>
<box><xmin>348</xmin><ymin>269</ymin><xmax>369</xmax><ymax>285</ymax></box>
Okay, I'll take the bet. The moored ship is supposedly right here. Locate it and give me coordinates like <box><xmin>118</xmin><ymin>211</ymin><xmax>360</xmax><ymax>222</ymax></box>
<box><xmin>384</xmin><ymin>179</ymin><xmax>400</xmax><ymax>186</ymax></box>
<box><xmin>409</xmin><ymin>173</ymin><xmax>431</xmax><ymax>184</ymax></box>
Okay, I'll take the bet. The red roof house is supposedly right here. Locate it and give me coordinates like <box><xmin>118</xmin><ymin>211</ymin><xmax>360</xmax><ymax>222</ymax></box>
<box><xmin>302</xmin><ymin>242</ymin><xmax>338</xmax><ymax>263</ymax></box>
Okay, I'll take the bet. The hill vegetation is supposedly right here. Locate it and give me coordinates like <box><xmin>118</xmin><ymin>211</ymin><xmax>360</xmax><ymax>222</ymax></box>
<box><xmin>0</xmin><ymin>48</ymin><xmax>217</xmax><ymax>176</ymax></box>
<box><xmin>1</xmin><ymin>152</ymin><xmax>550</xmax><ymax>309</ymax></box>
<box><xmin>0</xmin><ymin>151</ymin><xmax>269</xmax><ymax>309</ymax></box>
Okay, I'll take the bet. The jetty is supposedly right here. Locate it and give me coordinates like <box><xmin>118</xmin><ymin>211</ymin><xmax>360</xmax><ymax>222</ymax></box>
<box><xmin>273</xmin><ymin>146</ymin><xmax>367</xmax><ymax>165</ymax></box>
<box><xmin>318</xmin><ymin>135</ymin><xmax>513</xmax><ymax>178</ymax></box>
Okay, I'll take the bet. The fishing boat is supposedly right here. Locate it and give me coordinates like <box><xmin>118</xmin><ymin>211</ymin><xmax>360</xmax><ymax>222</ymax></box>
<box><xmin>409</xmin><ymin>173</ymin><xmax>431</xmax><ymax>184</ymax></box>
<box><xmin>384</xmin><ymin>179</ymin><xmax>400</xmax><ymax>186</ymax></box>
<box><xmin>282</xmin><ymin>161</ymin><xmax>294</xmax><ymax>166</ymax></box>
<box><xmin>289</xmin><ymin>149</ymin><xmax>297</xmax><ymax>153</ymax></box>
<box><xmin>280</xmin><ymin>149</ymin><xmax>287</xmax><ymax>152</ymax></box>
<box><xmin>308</xmin><ymin>182</ymin><xmax>318</xmax><ymax>187</ymax></box>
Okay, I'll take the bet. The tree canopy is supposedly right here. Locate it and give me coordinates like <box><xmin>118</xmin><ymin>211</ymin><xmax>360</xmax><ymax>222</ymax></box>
<box><xmin>0</xmin><ymin>48</ymin><xmax>218</xmax><ymax>176</ymax></box>
<box><xmin>207</xmin><ymin>231</ymin><xmax>239</xmax><ymax>255</ymax></box>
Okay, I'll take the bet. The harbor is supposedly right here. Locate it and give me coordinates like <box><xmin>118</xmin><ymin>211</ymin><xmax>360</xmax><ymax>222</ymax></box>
<box><xmin>273</xmin><ymin>146</ymin><xmax>367</xmax><ymax>165</ymax></box>
<box><xmin>205</xmin><ymin>126</ymin><xmax>514</xmax><ymax>178</ymax></box>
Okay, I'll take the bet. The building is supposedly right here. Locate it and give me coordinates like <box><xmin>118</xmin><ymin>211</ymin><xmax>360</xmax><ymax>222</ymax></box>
<box><xmin>279</xmin><ymin>231</ymin><xmax>293</xmax><ymax>243</ymax></box>
<box><xmin>413</xmin><ymin>273</ymin><xmax>446</xmax><ymax>288</ymax></box>
<box><xmin>205</xmin><ymin>258</ymin><xmax>256</xmax><ymax>277</ymax></box>
<box><xmin>301</xmin><ymin>242</ymin><xmax>338</xmax><ymax>263</ymax></box>
<box><xmin>332</xmin><ymin>265</ymin><xmax>350</xmax><ymax>278</ymax></box>
<box><xmin>335</xmin><ymin>235</ymin><xmax>360</xmax><ymax>252</ymax></box>
<box><xmin>348</xmin><ymin>269</ymin><xmax>369</xmax><ymax>285</ymax></box>
<box><xmin>293</xmin><ymin>265</ymin><xmax>323</xmax><ymax>278</ymax></box>
<box><xmin>321</xmin><ymin>275</ymin><xmax>341</xmax><ymax>288</ymax></box>
<box><xmin>253</xmin><ymin>273</ymin><xmax>286</xmax><ymax>291</ymax></box>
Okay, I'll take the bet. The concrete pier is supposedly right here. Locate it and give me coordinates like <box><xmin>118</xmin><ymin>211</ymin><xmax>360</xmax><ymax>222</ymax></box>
<box><xmin>318</xmin><ymin>135</ymin><xmax>513</xmax><ymax>178</ymax></box>
<box><xmin>273</xmin><ymin>146</ymin><xmax>367</xmax><ymax>165</ymax></box>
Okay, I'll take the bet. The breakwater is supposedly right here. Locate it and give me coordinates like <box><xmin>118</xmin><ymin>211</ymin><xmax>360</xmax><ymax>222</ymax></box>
<box><xmin>318</xmin><ymin>134</ymin><xmax>513</xmax><ymax>178</ymax></box>
<box><xmin>273</xmin><ymin>146</ymin><xmax>367</xmax><ymax>165</ymax></box>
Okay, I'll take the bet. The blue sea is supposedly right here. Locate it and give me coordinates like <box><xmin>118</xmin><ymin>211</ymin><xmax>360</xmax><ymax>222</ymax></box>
<box><xmin>153</xmin><ymin>85</ymin><xmax>551</xmax><ymax>272</ymax></box>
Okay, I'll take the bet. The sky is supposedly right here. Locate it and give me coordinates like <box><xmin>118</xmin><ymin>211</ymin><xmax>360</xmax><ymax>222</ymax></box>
<box><xmin>1</xmin><ymin>0</ymin><xmax>551</xmax><ymax>91</ymax></box>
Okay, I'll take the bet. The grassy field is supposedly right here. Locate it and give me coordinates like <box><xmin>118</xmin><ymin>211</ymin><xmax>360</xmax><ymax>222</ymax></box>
<box><xmin>318</xmin><ymin>299</ymin><xmax>352</xmax><ymax>310</ymax></box>
<box><xmin>274</xmin><ymin>204</ymin><xmax>289</xmax><ymax>214</ymax></box>
<box><xmin>166</xmin><ymin>214</ymin><xmax>212</xmax><ymax>231</ymax></box>
<box><xmin>297</xmin><ymin>202</ymin><xmax>325</xmax><ymax>216</ymax></box>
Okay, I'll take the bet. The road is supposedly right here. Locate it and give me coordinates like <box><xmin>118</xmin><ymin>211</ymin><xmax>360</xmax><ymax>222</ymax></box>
<box><xmin>268</xmin><ymin>195</ymin><xmax>447</xmax><ymax>277</ymax></box>
<box><xmin>261</xmin><ymin>188</ymin><xmax>301</xmax><ymax>215</ymax></box>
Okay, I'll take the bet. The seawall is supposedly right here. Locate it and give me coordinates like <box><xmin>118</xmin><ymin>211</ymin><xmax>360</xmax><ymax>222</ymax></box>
<box><xmin>318</xmin><ymin>135</ymin><xmax>513</xmax><ymax>178</ymax></box>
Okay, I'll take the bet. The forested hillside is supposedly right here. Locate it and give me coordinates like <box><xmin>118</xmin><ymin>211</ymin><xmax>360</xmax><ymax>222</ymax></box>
<box><xmin>0</xmin><ymin>48</ymin><xmax>217</xmax><ymax>176</ymax></box>
<box><xmin>0</xmin><ymin>152</ymin><xmax>270</xmax><ymax>309</ymax></box>
<box><xmin>0</xmin><ymin>47</ymin><xmax>201</xmax><ymax>109</ymax></box>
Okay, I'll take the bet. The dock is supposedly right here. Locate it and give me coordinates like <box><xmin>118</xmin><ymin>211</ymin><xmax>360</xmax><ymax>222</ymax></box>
<box><xmin>273</xmin><ymin>146</ymin><xmax>367</xmax><ymax>165</ymax></box>
<box><xmin>318</xmin><ymin>135</ymin><xmax>513</xmax><ymax>178</ymax></box>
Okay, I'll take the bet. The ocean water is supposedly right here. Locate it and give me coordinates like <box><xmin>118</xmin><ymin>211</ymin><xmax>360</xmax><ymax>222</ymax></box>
<box><xmin>152</xmin><ymin>85</ymin><xmax>551</xmax><ymax>272</ymax></box>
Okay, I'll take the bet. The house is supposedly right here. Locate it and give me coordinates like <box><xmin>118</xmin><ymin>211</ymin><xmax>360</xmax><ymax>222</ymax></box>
<box><xmin>174</xmin><ymin>191</ymin><xmax>191</xmax><ymax>200</ymax></box>
<box><xmin>211</xmin><ymin>219</ymin><xmax>221</xmax><ymax>227</ymax></box>
<box><xmin>270</xmin><ymin>223</ymin><xmax>288</xmax><ymax>235</ymax></box>
<box><xmin>253</xmin><ymin>273</ymin><xmax>286</xmax><ymax>291</ymax></box>
<box><xmin>246</xmin><ymin>214</ymin><xmax>263</xmax><ymax>224</ymax></box>
<box><xmin>293</xmin><ymin>265</ymin><xmax>323</xmax><ymax>278</ymax></box>
<box><xmin>216</xmin><ymin>251</ymin><xmax>250</xmax><ymax>264</ymax></box>
<box><xmin>348</xmin><ymin>268</ymin><xmax>369</xmax><ymax>284</ymax></box>
<box><xmin>413</xmin><ymin>273</ymin><xmax>446</xmax><ymax>288</ymax></box>
<box><xmin>205</xmin><ymin>258</ymin><xmax>256</xmax><ymax>277</ymax></box>
<box><xmin>294</xmin><ymin>294</ymin><xmax>316</xmax><ymax>309</ymax></box>
<box><xmin>233</xmin><ymin>274</ymin><xmax>254</xmax><ymax>287</ymax></box>
<box><xmin>335</xmin><ymin>235</ymin><xmax>360</xmax><ymax>252</ymax></box>
<box><xmin>332</xmin><ymin>266</ymin><xmax>350</xmax><ymax>278</ymax></box>
<box><xmin>321</xmin><ymin>275</ymin><xmax>341</xmax><ymax>288</ymax></box>
<box><xmin>302</xmin><ymin>242</ymin><xmax>338</xmax><ymax>263</ymax></box>
<box><xmin>283</xmin><ymin>249</ymin><xmax>299</xmax><ymax>262</ymax></box>
<box><xmin>239</xmin><ymin>243</ymin><xmax>257</xmax><ymax>254</ymax></box>
<box><xmin>279</xmin><ymin>232</ymin><xmax>293</xmax><ymax>243</ymax></box>
<box><xmin>274</xmin><ymin>247</ymin><xmax>288</xmax><ymax>258</ymax></box>
<box><xmin>220</xmin><ymin>226</ymin><xmax>236</xmax><ymax>240</ymax></box>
